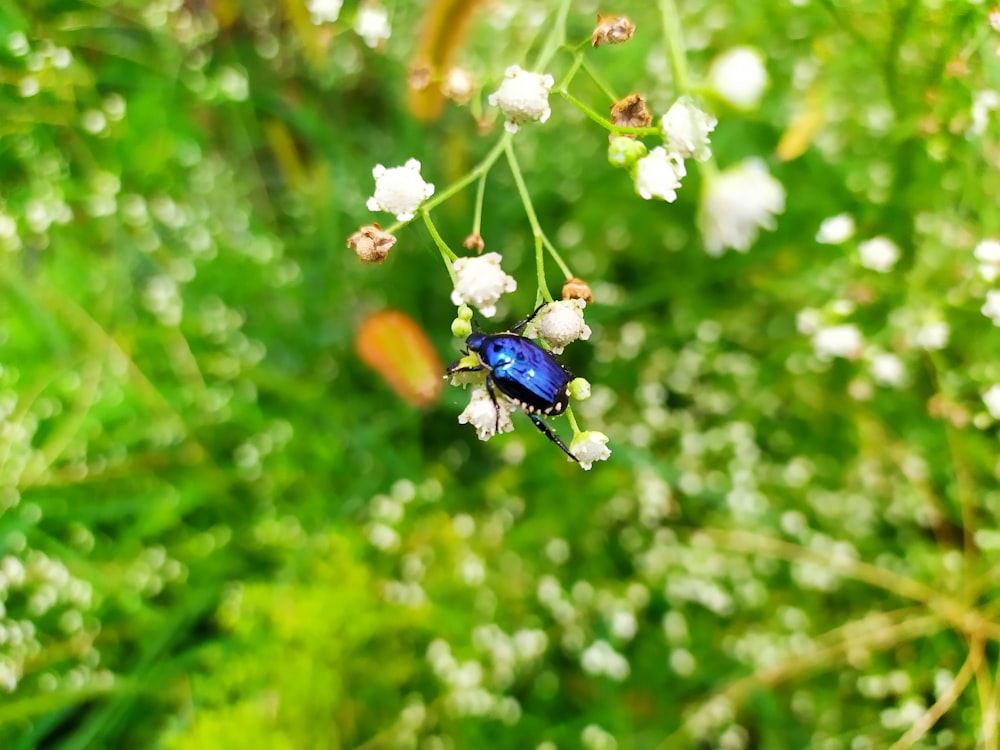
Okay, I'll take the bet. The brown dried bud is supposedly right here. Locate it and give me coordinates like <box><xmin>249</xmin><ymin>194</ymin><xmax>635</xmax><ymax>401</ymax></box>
<box><xmin>348</xmin><ymin>223</ymin><xmax>397</xmax><ymax>264</ymax></box>
<box><xmin>610</xmin><ymin>93</ymin><xmax>652</xmax><ymax>135</ymax></box>
<box><xmin>592</xmin><ymin>13</ymin><xmax>635</xmax><ymax>47</ymax></box>
<box><xmin>408</xmin><ymin>62</ymin><xmax>433</xmax><ymax>92</ymax></box>
<box><xmin>562</xmin><ymin>277</ymin><xmax>593</xmax><ymax>304</ymax></box>
<box><xmin>463</xmin><ymin>232</ymin><xmax>485</xmax><ymax>254</ymax></box>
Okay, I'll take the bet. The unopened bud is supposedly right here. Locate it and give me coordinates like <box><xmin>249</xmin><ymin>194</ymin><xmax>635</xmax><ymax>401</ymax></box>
<box><xmin>452</xmin><ymin>317</ymin><xmax>473</xmax><ymax>338</ymax></box>
<box><xmin>608</xmin><ymin>136</ymin><xmax>647</xmax><ymax>168</ymax></box>
<box><xmin>568</xmin><ymin>377</ymin><xmax>592</xmax><ymax>401</ymax></box>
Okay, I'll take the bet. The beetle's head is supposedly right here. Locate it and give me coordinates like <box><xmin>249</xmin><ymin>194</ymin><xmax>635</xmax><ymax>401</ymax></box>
<box><xmin>465</xmin><ymin>331</ymin><xmax>488</xmax><ymax>352</ymax></box>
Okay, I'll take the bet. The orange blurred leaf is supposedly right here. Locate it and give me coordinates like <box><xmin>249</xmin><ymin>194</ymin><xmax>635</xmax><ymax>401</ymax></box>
<box><xmin>356</xmin><ymin>310</ymin><xmax>444</xmax><ymax>408</ymax></box>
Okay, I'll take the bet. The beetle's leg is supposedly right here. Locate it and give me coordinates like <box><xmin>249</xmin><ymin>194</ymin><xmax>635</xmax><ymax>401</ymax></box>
<box><xmin>509</xmin><ymin>302</ymin><xmax>548</xmax><ymax>334</ymax></box>
<box><xmin>445</xmin><ymin>362</ymin><xmax>485</xmax><ymax>377</ymax></box>
<box><xmin>484</xmin><ymin>374</ymin><xmax>502</xmax><ymax>432</ymax></box>
<box><xmin>528</xmin><ymin>414</ymin><xmax>579</xmax><ymax>462</ymax></box>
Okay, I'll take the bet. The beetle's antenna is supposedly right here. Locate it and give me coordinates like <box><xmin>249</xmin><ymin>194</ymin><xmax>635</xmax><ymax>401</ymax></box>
<box><xmin>472</xmin><ymin>318</ymin><xmax>482</xmax><ymax>332</ymax></box>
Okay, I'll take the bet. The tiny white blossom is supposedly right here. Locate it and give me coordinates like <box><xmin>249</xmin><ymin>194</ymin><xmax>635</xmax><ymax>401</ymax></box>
<box><xmin>971</xmin><ymin>90</ymin><xmax>999</xmax><ymax>136</ymax></box>
<box><xmin>443</xmin><ymin>67</ymin><xmax>475</xmax><ymax>104</ymax></box>
<box><xmin>870</xmin><ymin>352</ymin><xmax>905</xmax><ymax>386</ymax></box>
<box><xmin>459</xmin><ymin>387</ymin><xmax>515</xmax><ymax>441</ymax></box>
<box><xmin>813</xmin><ymin>324</ymin><xmax>863</xmax><ymax>360</ymax></box>
<box><xmin>858</xmin><ymin>236</ymin><xmax>901</xmax><ymax>272</ymax></box>
<box><xmin>354</xmin><ymin>4</ymin><xmax>391</xmax><ymax>48</ymax></box>
<box><xmin>570</xmin><ymin>431</ymin><xmax>611</xmax><ymax>470</ymax></box>
<box><xmin>796</xmin><ymin>308</ymin><xmax>822</xmax><ymax>335</ymax></box>
<box><xmin>307</xmin><ymin>0</ymin><xmax>343</xmax><ymax>24</ymax></box>
<box><xmin>634</xmin><ymin>146</ymin><xmax>686</xmax><ymax>202</ymax></box>
<box><xmin>581</xmin><ymin>640</ymin><xmax>630</xmax><ymax>680</ymax></box>
<box><xmin>914</xmin><ymin>321</ymin><xmax>949</xmax><ymax>351</ymax></box>
<box><xmin>815</xmin><ymin>214</ymin><xmax>856</xmax><ymax>244</ymax></box>
<box><xmin>983</xmin><ymin>385</ymin><xmax>1000</xmax><ymax>420</ymax></box>
<box><xmin>525</xmin><ymin>299</ymin><xmax>592</xmax><ymax>354</ymax></box>
<box><xmin>982</xmin><ymin>290</ymin><xmax>1000</xmax><ymax>326</ymax></box>
<box><xmin>974</xmin><ymin>239</ymin><xmax>1000</xmax><ymax>282</ymax></box>
<box><xmin>698</xmin><ymin>159</ymin><xmax>785</xmax><ymax>256</ymax></box>
<box><xmin>366</xmin><ymin>159</ymin><xmax>434</xmax><ymax>221</ymax></box>
<box><xmin>706</xmin><ymin>47</ymin><xmax>768</xmax><ymax>110</ymax></box>
<box><xmin>488</xmin><ymin>65</ymin><xmax>554</xmax><ymax>133</ymax></box>
<box><xmin>450</xmin><ymin>252</ymin><xmax>517</xmax><ymax>318</ymax></box>
<box><xmin>660</xmin><ymin>96</ymin><xmax>717</xmax><ymax>162</ymax></box>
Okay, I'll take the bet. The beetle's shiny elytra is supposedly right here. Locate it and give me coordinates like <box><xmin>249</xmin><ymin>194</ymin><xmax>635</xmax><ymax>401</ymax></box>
<box><xmin>447</xmin><ymin>304</ymin><xmax>579</xmax><ymax>462</ymax></box>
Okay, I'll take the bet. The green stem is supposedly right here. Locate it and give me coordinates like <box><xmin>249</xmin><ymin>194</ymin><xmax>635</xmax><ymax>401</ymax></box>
<box><xmin>557</xmin><ymin>52</ymin><xmax>584</xmax><ymax>91</ymax></box>
<box><xmin>565</xmin><ymin>405</ymin><xmax>581</xmax><ymax>436</ymax></box>
<box><xmin>658</xmin><ymin>0</ymin><xmax>691</xmax><ymax>94</ymax></box>
<box><xmin>504</xmin><ymin>140</ymin><xmax>554</xmax><ymax>302</ymax></box>
<box><xmin>541</xmin><ymin>235</ymin><xmax>573</xmax><ymax>280</ymax></box>
<box><xmin>532</xmin><ymin>0</ymin><xmax>573</xmax><ymax>71</ymax></box>
<box><xmin>558</xmin><ymin>89</ymin><xmax>659</xmax><ymax>136</ymax></box>
<box><xmin>472</xmin><ymin>171</ymin><xmax>487</xmax><ymax>237</ymax></box>
<box><xmin>580</xmin><ymin>57</ymin><xmax>618</xmax><ymax>102</ymax></box>
<box><xmin>421</xmin><ymin>210</ymin><xmax>458</xmax><ymax>286</ymax></box>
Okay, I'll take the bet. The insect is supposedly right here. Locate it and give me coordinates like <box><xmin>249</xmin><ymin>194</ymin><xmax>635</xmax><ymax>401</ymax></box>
<box><xmin>447</xmin><ymin>304</ymin><xmax>579</xmax><ymax>462</ymax></box>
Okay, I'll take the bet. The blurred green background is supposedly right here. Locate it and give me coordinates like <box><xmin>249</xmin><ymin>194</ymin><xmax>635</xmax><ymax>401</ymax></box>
<box><xmin>2</xmin><ymin>1</ymin><xmax>1000</xmax><ymax>748</ymax></box>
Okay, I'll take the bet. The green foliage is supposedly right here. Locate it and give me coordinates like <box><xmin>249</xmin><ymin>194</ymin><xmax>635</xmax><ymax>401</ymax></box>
<box><xmin>1</xmin><ymin>1</ymin><xmax>1000</xmax><ymax>749</ymax></box>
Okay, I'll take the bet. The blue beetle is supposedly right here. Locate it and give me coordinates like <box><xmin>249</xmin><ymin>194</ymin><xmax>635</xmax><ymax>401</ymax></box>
<box><xmin>447</xmin><ymin>304</ymin><xmax>579</xmax><ymax>462</ymax></box>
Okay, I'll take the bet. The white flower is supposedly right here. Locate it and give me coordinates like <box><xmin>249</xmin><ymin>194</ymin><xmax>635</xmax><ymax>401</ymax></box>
<box><xmin>571</xmin><ymin>431</ymin><xmax>611</xmax><ymax>470</ymax></box>
<box><xmin>450</xmin><ymin>252</ymin><xmax>517</xmax><ymax>318</ymax></box>
<box><xmin>580</xmin><ymin>639</ymin><xmax>630</xmax><ymax>680</ymax></box>
<box><xmin>796</xmin><ymin>308</ymin><xmax>822</xmax><ymax>335</ymax></box>
<box><xmin>982</xmin><ymin>290</ymin><xmax>1000</xmax><ymax>326</ymax></box>
<box><xmin>984</xmin><ymin>385</ymin><xmax>1000</xmax><ymax>420</ymax></box>
<box><xmin>634</xmin><ymin>147</ymin><xmax>686</xmax><ymax>202</ymax></box>
<box><xmin>971</xmin><ymin>90</ymin><xmax>999</xmax><ymax>136</ymax></box>
<box><xmin>870</xmin><ymin>352</ymin><xmax>905</xmax><ymax>386</ymax></box>
<box><xmin>307</xmin><ymin>0</ymin><xmax>343</xmax><ymax>24</ymax></box>
<box><xmin>354</xmin><ymin>5</ymin><xmax>391</xmax><ymax>48</ymax></box>
<box><xmin>914</xmin><ymin>321</ymin><xmax>949</xmax><ymax>351</ymax></box>
<box><xmin>366</xmin><ymin>159</ymin><xmax>434</xmax><ymax>221</ymax></box>
<box><xmin>660</xmin><ymin>96</ymin><xmax>717</xmax><ymax>162</ymax></box>
<box><xmin>459</xmin><ymin>387</ymin><xmax>515</xmax><ymax>441</ymax></box>
<box><xmin>706</xmin><ymin>47</ymin><xmax>768</xmax><ymax>110</ymax></box>
<box><xmin>858</xmin><ymin>236</ymin><xmax>901</xmax><ymax>272</ymax></box>
<box><xmin>443</xmin><ymin>68</ymin><xmax>475</xmax><ymax>104</ymax></box>
<box><xmin>524</xmin><ymin>299</ymin><xmax>592</xmax><ymax>354</ymax></box>
<box><xmin>698</xmin><ymin>158</ymin><xmax>785</xmax><ymax>255</ymax></box>
<box><xmin>488</xmin><ymin>65</ymin><xmax>554</xmax><ymax>133</ymax></box>
<box><xmin>974</xmin><ymin>239</ymin><xmax>1000</xmax><ymax>282</ymax></box>
<box><xmin>815</xmin><ymin>214</ymin><xmax>856</xmax><ymax>244</ymax></box>
<box><xmin>812</xmin><ymin>324</ymin><xmax>863</xmax><ymax>360</ymax></box>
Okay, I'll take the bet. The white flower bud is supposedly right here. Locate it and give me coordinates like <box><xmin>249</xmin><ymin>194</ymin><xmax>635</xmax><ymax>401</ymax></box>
<box><xmin>366</xmin><ymin>159</ymin><xmax>435</xmax><ymax>221</ymax></box>
<box><xmin>488</xmin><ymin>65</ymin><xmax>554</xmax><ymax>133</ymax></box>
<box><xmin>634</xmin><ymin>147</ymin><xmax>686</xmax><ymax>202</ymax></box>
<box><xmin>698</xmin><ymin>158</ymin><xmax>785</xmax><ymax>256</ymax></box>
<box><xmin>660</xmin><ymin>96</ymin><xmax>717</xmax><ymax>162</ymax></box>
<box><xmin>459</xmin><ymin>387</ymin><xmax>515</xmax><ymax>441</ymax></box>
<box><xmin>858</xmin><ymin>236</ymin><xmax>900</xmax><ymax>272</ymax></box>
<box><xmin>707</xmin><ymin>47</ymin><xmax>768</xmax><ymax>110</ymax></box>
<box><xmin>570</xmin><ymin>431</ymin><xmax>611</xmax><ymax>470</ymax></box>
<box><xmin>450</xmin><ymin>252</ymin><xmax>517</xmax><ymax>318</ymax></box>
<box><xmin>525</xmin><ymin>300</ymin><xmax>592</xmax><ymax>354</ymax></box>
